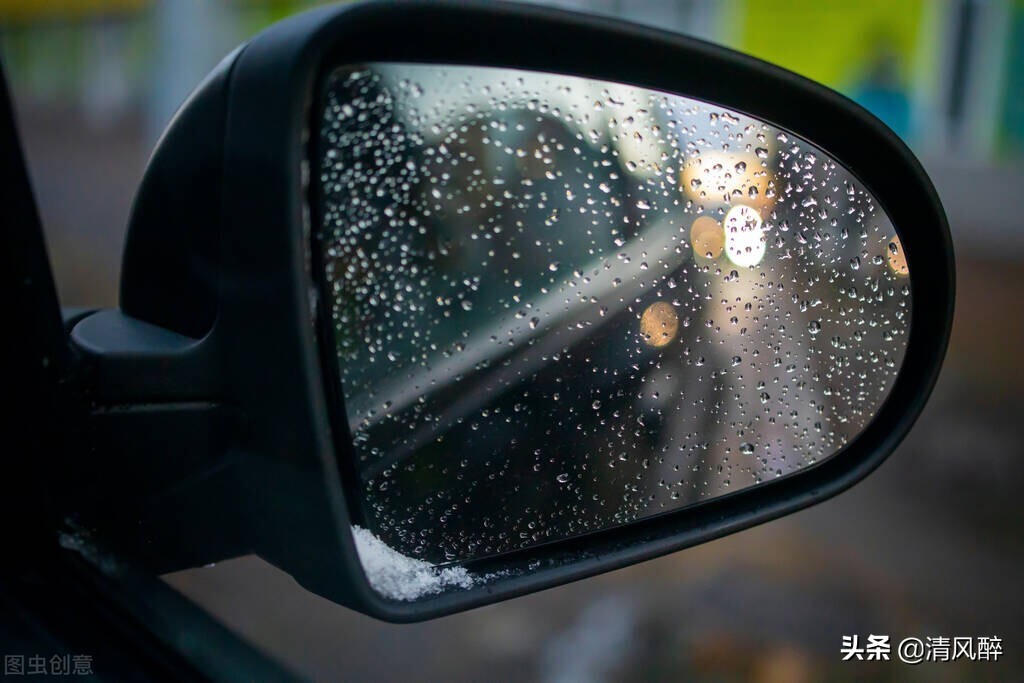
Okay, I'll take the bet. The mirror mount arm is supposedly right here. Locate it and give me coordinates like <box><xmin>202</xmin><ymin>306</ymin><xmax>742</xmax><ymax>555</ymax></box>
<box><xmin>70</xmin><ymin>310</ymin><xmax>221</xmax><ymax>404</ymax></box>
<box><xmin>64</xmin><ymin>310</ymin><xmax>250</xmax><ymax>573</ymax></box>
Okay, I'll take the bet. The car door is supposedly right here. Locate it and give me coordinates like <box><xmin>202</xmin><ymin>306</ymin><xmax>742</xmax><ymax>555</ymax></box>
<box><xmin>0</xmin><ymin>57</ymin><xmax>301</xmax><ymax>683</ymax></box>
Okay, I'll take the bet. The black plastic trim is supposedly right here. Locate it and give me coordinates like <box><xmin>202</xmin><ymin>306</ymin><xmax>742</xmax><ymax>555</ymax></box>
<box><xmin>120</xmin><ymin>46</ymin><xmax>243</xmax><ymax>339</ymax></box>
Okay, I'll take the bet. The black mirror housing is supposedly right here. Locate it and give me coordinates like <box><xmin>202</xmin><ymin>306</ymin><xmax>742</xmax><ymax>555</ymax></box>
<box><xmin>68</xmin><ymin>0</ymin><xmax>954</xmax><ymax>621</ymax></box>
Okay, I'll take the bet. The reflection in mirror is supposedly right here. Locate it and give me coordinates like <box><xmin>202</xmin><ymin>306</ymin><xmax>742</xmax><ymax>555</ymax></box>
<box><xmin>314</xmin><ymin>64</ymin><xmax>911</xmax><ymax>580</ymax></box>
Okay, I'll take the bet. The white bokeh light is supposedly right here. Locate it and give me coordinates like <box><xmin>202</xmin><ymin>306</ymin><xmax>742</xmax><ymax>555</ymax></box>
<box><xmin>724</xmin><ymin>204</ymin><xmax>766</xmax><ymax>267</ymax></box>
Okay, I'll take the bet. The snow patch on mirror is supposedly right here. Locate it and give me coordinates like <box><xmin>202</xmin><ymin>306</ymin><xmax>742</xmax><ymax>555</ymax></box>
<box><xmin>351</xmin><ymin>526</ymin><xmax>479</xmax><ymax>600</ymax></box>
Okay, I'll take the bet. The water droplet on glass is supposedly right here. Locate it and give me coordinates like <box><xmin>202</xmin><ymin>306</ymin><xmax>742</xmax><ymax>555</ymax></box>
<box><xmin>318</xmin><ymin>61</ymin><xmax>912</xmax><ymax>569</ymax></box>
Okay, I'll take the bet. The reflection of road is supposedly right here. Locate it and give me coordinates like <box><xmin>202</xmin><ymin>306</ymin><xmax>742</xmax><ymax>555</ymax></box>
<box><xmin>674</xmin><ymin>268</ymin><xmax>810</xmax><ymax>499</ymax></box>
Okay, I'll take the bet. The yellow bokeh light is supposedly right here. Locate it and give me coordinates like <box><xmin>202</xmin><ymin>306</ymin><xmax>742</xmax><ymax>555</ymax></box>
<box><xmin>690</xmin><ymin>215</ymin><xmax>725</xmax><ymax>259</ymax></box>
<box><xmin>887</xmin><ymin>235</ymin><xmax>908</xmax><ymax>277</ymax></box>
<box><xmin>640</xmin><ymin>301</ymin><xmax>679</xmax><ymax>348</ymax></box>
<box><xmin>680</xmin><ymin>151</ymin><xmax>775</xmax><ymax>213</ymax></box>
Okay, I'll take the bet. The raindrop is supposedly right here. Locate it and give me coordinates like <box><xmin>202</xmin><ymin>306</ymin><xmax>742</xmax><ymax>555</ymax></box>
<box><xmin>318</xmin><ymin>61</ymin><xmax>912</xmax><ymax>568</ymax></box>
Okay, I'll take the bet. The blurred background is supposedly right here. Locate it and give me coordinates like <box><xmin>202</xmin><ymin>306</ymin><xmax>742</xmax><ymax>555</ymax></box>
<box><xmin>3</xmin><ymin>0</ymin><xmax>1021</xmax><ymax>680</ymax></box>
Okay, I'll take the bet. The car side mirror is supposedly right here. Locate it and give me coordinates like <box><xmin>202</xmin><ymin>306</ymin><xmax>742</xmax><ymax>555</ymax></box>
<box><xmin>67</xmin><ymin>0</ymin><xmax>953</xmax><ymax>621</ymax></box>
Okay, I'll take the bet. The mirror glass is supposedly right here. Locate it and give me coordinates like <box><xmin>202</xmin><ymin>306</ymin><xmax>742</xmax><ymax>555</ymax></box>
<box><xmin>314</xmin><ymin>63</ymin><xmax>911</xmax><ymax>571</ymax></box>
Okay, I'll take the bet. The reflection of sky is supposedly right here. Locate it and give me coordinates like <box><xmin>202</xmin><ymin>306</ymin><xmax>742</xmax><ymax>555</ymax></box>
<box><xmin>374</xmin><ymin>63</ymin><xmax>783</xmax><ymax>192</ymax></box>
<box><xmin>375</xmin><ymin>63</ymin><xmax>667</xmax><ymax>177</ymax></box>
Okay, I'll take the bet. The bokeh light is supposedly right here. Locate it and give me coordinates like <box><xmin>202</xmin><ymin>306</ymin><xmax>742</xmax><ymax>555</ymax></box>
<box><xmin>690</xmin><ymin>215</ymin><xmax>724</xmax><ymax>260</ymax></box>
<box><xmin>888</xmin><ymin>235</ymin><xmax>909</xmax><ymax>277</ymax></box>
<box><xmin>723</xmin><ymin>204</ymin><xmax>766</xmax><ymax>267</ymax></box>
<box><xmin>639</xmin><ymin>301</ymin><xmax>679</xmax><ymax>348</ymax></box>
<box><xmin>681</xmin><ymin>151</ymin><xmax>775</xmax><ymax>213</ymax></box>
